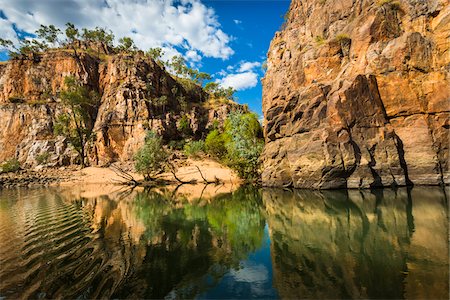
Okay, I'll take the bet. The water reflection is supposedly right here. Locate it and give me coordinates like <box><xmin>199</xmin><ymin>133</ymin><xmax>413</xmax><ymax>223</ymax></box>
<box><xmin>0</xmin><ymin>186</ymin><xmax>448</xmax><ymax>299</ymax></box>
<box><xmin>263</xmin><ymin>188</ymin><xmax>449</xmax><ymax>299</ymax></box>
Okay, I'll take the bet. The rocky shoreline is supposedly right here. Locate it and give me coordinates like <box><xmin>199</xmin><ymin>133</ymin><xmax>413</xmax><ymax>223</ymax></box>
<box><xmin>0</xmin><ymin>167</ymin><xmax>76</xmax><ymax>189</ymax></box>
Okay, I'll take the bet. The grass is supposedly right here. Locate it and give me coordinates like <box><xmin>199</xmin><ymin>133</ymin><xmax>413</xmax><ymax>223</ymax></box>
<box><xmin>335</xmin><ymin>33</ymin><xmax>351</xmax><ymax>43</ymax></box>
<box><xmin>314</xmin><ymin>35</ymin><xmax>326</xmax><ymax>45</ymax></box>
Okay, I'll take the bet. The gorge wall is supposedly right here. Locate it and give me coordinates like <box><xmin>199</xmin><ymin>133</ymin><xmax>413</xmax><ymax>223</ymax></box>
<box><xmin>262</xmin><ymin>0</ymin><xmax>449</xmax><ymax>188</ymax></box>
<box><xmin>0</xmin><ymin>49</ymin><xmax>239</xmax><ymax>167</ymax></box>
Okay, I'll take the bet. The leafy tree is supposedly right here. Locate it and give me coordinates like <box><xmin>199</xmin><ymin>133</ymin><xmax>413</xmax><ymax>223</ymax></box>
<box><xmin>204</xmin><ymin>82</ymin><xmax>235</xmax><ymax>100</ymax></box>
<box><xmin>222</xmin><ymin>111</ymin><xmax>264</xmax><ymax>180</ymax></box>
<box><xmin>36</xmin><ymin>24</ymin><xmax>61</xmax><ymax>47</ymax></box>
<box><xmin>81</xmin><ymin>27</ymin><xmax>114</xmax><ymax>46</ymax></box>
<box><xmin>117</xmin><ymin>37</ymin><xmax>136</xmax><ymax>52</ymax></box>
<box><xmin>0</xmin><ymin>38</ymin><xmax>16</xmax><ymax>57</ymax></box>
<box><xmin>65</xmin><ymin>23</ymin><xmax>79</xmax><ymax>43</ymax></box>
<box><xmin>54</xmin><ymin>76</ymin><xmax>100</xmax><ymax>167</ymax></box>
<box><xmin>154</xmin><ymin>95</ymin><xmax>168</xmax><ymax>113</ymax></box>
<box><xmin>147</xmin><ymin>47</ymin><xmax>166</xmax><ymax>66</ymax></box>
<box><xmin>169</xmin><ymin>55</ymin><xmax>189</xmax><ymax>76</ymax></box>
<box><xmin>134</xmin><ymin>131</ymin><xmax>168</xmax><ymax>180</ymax></box>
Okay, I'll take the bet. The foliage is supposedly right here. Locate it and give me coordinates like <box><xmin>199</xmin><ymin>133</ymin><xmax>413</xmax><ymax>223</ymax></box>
<box><xmin>314</xmin><ymin>35</ymin><xmax>326</xmax><ymax>45</ymax></box>
<box><xmin>1</xmin><ymin>158</ymin><xmax>20</xmax><ymax>173</ymax></box>
<box><xmin>222</xmin><ymin>111</ymin><xmax>264</xmax><ymax>180</ymax></box>
<box><xmin>117</xmin><ymin>37</ymin><xmax>137</xmax><ymax>52</ymax></box>
<box><xmin>65</xmin><ymin>23</ymin><xmax>79</xmax><ymax>42</ymax></box>
<box><xmin>146</xmin><ymin>47</ymin><xmax>165</xmax><ymax>66</ymax></box>
<box><xmin>134</xmin><ymin>131</ymin><xmax>168</xmax><ymax>180</ymax></box>
<box><xmin>183</xmin><ymin>140</ymin><xmax>205</xmax><ymax>158</ymax></box>
<box><xmin>169</xmin><ymin>55</ymin><xmax>211</xmax><ymax>85</ymax></box>
<box><xmin>335</xmin><ymin>33</ymin><xmax>351</xmax><ymax>43</ymax></box>
<box><xmin>167</xmin><ymin>139</ymin><xmax>186</xmax><ymax>151</ymax></box>
<box><xmin>36</xmin><ymin>152</ymin><xmax>50</xmax><ymax>165</ymax></box>
<box><xmin>81</xmin><ymin>27</ymin><xmax>114</xmax><ymax>46</ymax></box>
<box><xmin>205</xmin><ymin>129</ymin><xmax>226</xmax><ymax>157</ymax></box>
<box><xmin>261</xmin><ymin>60</ymin><xmax>268</xmax><ymax>72</ymax></box>
<box><xmin>177</xmin><ymin>115</ymin><xmax>192</xmax><ymax>136</ymax></box>
<box><xmin>36</xmin><ymin>25</ymin><xmax>61</xmax><ymax>46</ymax></box>
<box><xmin>54</xmin><ymin>76</ymin><xmax>100</xmax><ymax>167</ymax></box>
<box><xmin>153</xmin><ymin>95</ymin><xmax>168</xmax><ymax>112</ymax></box>
<box><xmin>204</xmin><ymin>82</ymin><xmax>235</xmax><ymax>100</ymax></box>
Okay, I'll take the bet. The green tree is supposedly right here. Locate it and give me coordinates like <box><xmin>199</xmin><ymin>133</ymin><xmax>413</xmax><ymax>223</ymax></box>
<box><xmin>65</xmin><ymin>23</ymin><xmax>79</xmax><ymax>43</ymax></box>
<box><xmin>223</xmin><ymin>111</ymin><xmax>264</xmax><ymax>180</ymax></box>
<box><xmin>36</xmin><ymin>24</ymin><xmax>61</xmax><ymax>47</ymax></box>
<box><xmin>147</xmin><ymin>47</ymin><xmax>166</xmax><ymax>66</ymax></box>
<box><xmin>81</xmin><ymin>27</ymin><xmax>114</xmax><ymax>46</ymax></box>
<box><xmin>134</xmin><ymin>131</ymin><xmax>168</xmax><ymax>180</ymax></box>
<box><xmin>54</xmin><ymin>76</ymin><xmax>100</xmax><ymax>167</ymax></box>
<box><xmin>169</xmin><ymin>55</ymin><xmax>188</xmax><ymax>76</ymax></box>
<box><xmin>117</xmin><ymin>37</ymin><xmax>136</xmax><ymax>52</ymax></box>
<box><xmin>0</xmin><ymin>38</ymin><xmax>17</xmax><ymax>57</ymax></box>
<box><xmin>204</xmin><ymin>82</ymin><xmax>235</xmax><ymax>100</ymax></box>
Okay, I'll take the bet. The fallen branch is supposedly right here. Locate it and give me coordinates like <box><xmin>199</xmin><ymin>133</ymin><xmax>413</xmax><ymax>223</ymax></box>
<box><xmin>195</xmin><ymin>165</ymin><xmax>220</xmax><ymax>184</ymax></box>
<box><xmin>168</xmin><ymin>162</ymin><xmax>197</xmax><ymax>184</ymax></box>
<box><xmin>110</xmin><ymin>165</ymin><xmax>139</xmax><ymax>186</ymax></box>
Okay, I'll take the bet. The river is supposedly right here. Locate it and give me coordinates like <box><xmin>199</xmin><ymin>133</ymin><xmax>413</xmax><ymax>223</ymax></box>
<box><xmin>0</xmin><ymin>185</ymin><xmax>448</xmax><ymax>299</ymax></box>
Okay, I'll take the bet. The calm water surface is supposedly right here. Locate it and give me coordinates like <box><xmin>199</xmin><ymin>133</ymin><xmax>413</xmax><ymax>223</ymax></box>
<box><xmin>0</xmin><ymin>186</ymin><xmax>448</xmax><ymax>299</ymax></box>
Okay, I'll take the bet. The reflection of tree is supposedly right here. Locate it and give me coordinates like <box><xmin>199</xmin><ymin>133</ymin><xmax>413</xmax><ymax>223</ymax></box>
<box><xmin>263</xmin><ymin>187</ymin><xmax>449</xmax><ymax>299</ymax></box>
<box><xmin>111</xmin><ymin>186</ymin><xmax>265</xmax><ymax>299</ymax></box>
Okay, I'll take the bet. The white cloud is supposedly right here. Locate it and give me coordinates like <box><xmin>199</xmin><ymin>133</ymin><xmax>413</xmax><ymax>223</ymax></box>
<box><xmin>233</xmin><ymin>19</ymin><xmax>242</xmax><ymax>25</ymax></box>
<box><xmin>215</xmin><ymin>60</ymin><xmax>263</xmax><ymax>91</ymax></box>
<box><xmin>238</xmin><ymin>61</ymin><xmax>261</xmax><ymax>72</ymax></box>
<box><xmin>0</xmin><ymin>0</ymin><xmax>234</xmax><ymax>60</ymax></box>
<box><xmin>217</xmin><ymin>71</ymin><xmax>258</xmax><ymax>91</ymax></box>
<box><xmin>185</xmin><ymin>49</ymin><xmax>201</xmax><ymax>62</ymax></box>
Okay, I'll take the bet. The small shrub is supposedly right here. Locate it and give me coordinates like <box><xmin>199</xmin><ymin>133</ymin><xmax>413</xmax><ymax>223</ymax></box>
<box><xmin>1</xmin><ymin>158</ymin><xmax>20</xmax><ymax>173</ymax></box>
<box><xmin>205</xmin><ymin>130</ymin><xmax>226</xmax><ymax>158</ymax></box>
<box><xmin>314</xmin><ymin>35</ymin><xmax>326</xmax><ymax>45</ymax></box>
<box><xmin>168</xmin><ymin>139</ymin><xmax>186</xmax><ymax>151</ymax></box>
<box><xmin>134</xmin><ymin>131</ymin><xmax>168</xmax><ymax>180</ymax></box>
<box><xmin>36</xmin><ymin>152</ymin><xmax>50</xmax><ymax>165</ymax></box>
<box><xmin>177</xmin><ymin>115</ymin><xmax>192</xmax><ymax>136</ymax></box>
<box><xmin>335</xmin><ymin>33</ymin><xmax>351</xmax><ymax>43</ymax></box>
<box><xmin>183</xmin><ymin>140</ymin><xmax>205</xmax><ymax>158</ymax></box>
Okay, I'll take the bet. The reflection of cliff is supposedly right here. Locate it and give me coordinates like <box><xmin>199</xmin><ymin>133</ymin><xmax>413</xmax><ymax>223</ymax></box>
<box><xmin>263</xmin><ymin>187</ymin><xmax>449</xmax><ymax>299</ymax></box>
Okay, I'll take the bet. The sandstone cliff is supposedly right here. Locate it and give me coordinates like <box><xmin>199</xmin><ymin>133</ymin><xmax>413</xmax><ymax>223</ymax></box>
<box><xmin>0</xmin><ymin>49</ymin><xmax>240</xmax><ymax>167</ymax></box>
<box><xmin>262</xmin><ymin>0</ymin><xmax>449</xmax><ymax>188</ymax></box>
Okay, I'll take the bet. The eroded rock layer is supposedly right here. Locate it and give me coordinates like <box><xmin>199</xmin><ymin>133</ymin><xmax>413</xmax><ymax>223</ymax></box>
<box><xmin>262</xmin><ymin>0</ymin><xmax>449</xmax><ymax>188</ymax></box>
<box><xmin>0</xmin><ymin>50</ymin><xmax>239</xmax><ymax>166</ymax></box>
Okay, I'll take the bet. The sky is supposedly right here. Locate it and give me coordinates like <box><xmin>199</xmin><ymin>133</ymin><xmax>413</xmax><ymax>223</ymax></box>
<box><xmin>0</xmin><ymin>0</ymin><xmax>290</xmax><ymax>116</ymax></box>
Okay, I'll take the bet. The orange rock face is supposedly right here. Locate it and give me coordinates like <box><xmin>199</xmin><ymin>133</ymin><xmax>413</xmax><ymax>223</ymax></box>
<box><xmin>262</xmin><ymin>0</ymin><xmax>449</xmax><ymax>188</ymax></box>
<box><xmin>0</xmin><ymin>50</ymin><xmax>240</xmax><ymax>167</ymax></box>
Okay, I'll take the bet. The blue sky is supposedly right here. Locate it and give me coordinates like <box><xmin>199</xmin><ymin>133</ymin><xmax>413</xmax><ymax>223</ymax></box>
<box><xmin>0</xmin><ymin>0</ymin><xmax>290</xmax><ymax>116</ymax></box>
